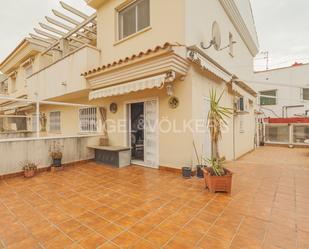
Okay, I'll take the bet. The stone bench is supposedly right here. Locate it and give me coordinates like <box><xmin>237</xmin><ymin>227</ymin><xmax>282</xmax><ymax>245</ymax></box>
<box><xmin>88</xmin><ymin>146</ymin><xmax>131</xmax><ymax>168</ymax></box>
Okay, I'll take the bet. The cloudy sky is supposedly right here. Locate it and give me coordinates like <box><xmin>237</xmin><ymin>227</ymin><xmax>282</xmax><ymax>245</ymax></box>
<box><xmin>0</xmin><ymin>0</ymin><xmax>309</xmax><ymax>71</ymax></box>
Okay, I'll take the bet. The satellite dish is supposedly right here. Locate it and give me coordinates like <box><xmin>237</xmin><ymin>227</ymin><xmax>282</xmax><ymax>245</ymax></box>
<box><xmin>212</xmin><ymin>21</ymin><xmax>221</xmax><ymax>50</ymax></box>
<box><xmin>200</xmin><ymin>21</ymin><xmax>222</xmax><ymax>50</ymax></box>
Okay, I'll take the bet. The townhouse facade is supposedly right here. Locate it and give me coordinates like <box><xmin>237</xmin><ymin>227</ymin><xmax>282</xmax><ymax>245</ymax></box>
<box><xmin>0</xmin><ymin>0</ymin><xmax>259</xmax><ymax>170</ymax></box>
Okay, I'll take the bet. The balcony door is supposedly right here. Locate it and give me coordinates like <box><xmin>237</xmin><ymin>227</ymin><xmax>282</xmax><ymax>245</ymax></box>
<box><xmin>127</xmin><ymin>99</ymin><xmax>158</xmax><ymax>168</ymax></box>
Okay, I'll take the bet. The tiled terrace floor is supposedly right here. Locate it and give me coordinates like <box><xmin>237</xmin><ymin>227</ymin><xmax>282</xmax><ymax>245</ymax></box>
<box><xmin>0</xmin><ymin>146</ymin><xmax>309</xmax><ymax>249</ymax></box>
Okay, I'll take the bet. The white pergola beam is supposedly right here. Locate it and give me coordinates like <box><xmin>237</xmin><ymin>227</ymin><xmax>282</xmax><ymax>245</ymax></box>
<box><xmin>39</xmin><ymin>22</ymin><xmax>66</xmax><ymax>36</ymax></box>
<box><xmin>45</xmin><ymin>16</ymin><xmax>94</xmax><ymax>41</ymax></box>
<box><xmin>60</xmin><ymin>1</ymin><xmax>88</xmax><ymax>20</ymax></box>
<box><xmin>52</xmin><ymin>9</ymin><xmax>96</xmax><ymax>34</ymax></box>
<box><xmin>52</xmin><ymin>9</ymin><xmax>80</xmax><ymax>26</ymax></box>
<box><xmin>45</xmin><ymin>16</ymin><xmax>72</xmax><ymax>31</ymax></box>
<box><xmin>60</xmin><ymin>1</ymin><xmax>97</xmax><ymax>25</ymax></box>
<box><xmin>29</xmin><ymin>33</ymin><xmax>53</xmax><ymax>45</ymax></box>
<box><xmin>34</xmin><ymin>28</ymin><xmax>60</xmax><ymax>40</ymax></box>
<box><xmin>42</xmin><ymin>13</ymin><xmax>97</xmax><ymax>55</ymax></box>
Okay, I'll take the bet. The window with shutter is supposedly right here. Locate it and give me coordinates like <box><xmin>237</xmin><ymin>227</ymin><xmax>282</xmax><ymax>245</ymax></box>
<box><xmin>118</xmin><ymin>0</ymin><xmax>150</xmax><ymax>40</ymax></box>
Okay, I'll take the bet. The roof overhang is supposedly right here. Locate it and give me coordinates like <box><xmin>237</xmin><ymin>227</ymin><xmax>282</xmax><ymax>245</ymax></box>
<box><xmin>84</xmin><ymin>43</ymin><xmax>189</xmax><ymax>90</ymax></box>
<box><xmin>0</xmin><ymin>39</ymin><xmax>47</xmax><ymax>74</ymax></box>
<box><xmin>219</xmin><ymin>0</ymin><xmax>259</xmax><ymax>56</ymax></box>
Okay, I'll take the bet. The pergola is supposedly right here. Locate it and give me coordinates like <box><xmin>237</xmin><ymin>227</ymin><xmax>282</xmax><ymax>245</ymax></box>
<box><xmin>29</xmin><ymin>1</ymin><xmax>97</xmax><ymax>55</ymax></box>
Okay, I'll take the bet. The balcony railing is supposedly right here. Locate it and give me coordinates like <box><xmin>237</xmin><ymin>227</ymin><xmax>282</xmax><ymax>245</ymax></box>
<box><xmin>27</xmin><ymin>45</ymin><xmax>100</xmax><ymax>100</ymax></box>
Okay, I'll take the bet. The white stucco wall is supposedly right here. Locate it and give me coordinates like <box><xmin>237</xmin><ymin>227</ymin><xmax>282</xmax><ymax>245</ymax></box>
<box><xmin>185</xmin><ymin>0</ymin><xmax>257</xmax><ymax>81</ymax></box>
<box><xmin>0</xmin><ymin>136</ymin><xmax>99</xmax><ymax>176</ymax></box>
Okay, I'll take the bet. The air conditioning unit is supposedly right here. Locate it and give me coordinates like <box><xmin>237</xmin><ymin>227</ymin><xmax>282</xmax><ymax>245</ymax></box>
<box><xmin>236</xmin><ymin>96</ymin><xmax>250</xmax><ymax>113</ymax></box>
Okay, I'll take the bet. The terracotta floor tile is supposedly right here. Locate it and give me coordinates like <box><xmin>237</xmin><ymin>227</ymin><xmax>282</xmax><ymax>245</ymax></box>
<box><xmin>67</xmin><ymin>225</ymin><xmax>93</xmax><ymax>242</ymax></box>
<box><xmin>115</xmin><ymin>215</ymin><xmax>139</xmax><ymax>228</ymax></box>
<box><xmin>1</xmin><ymin>147</ymin><xmax>309</xmax><ymax>248</ymax></box>
<box><xmin>164</xmin><ymin>237</ymin><xmax>193</xmax><ymax>249</ymax></box>
<box><xmin>58</xmin><ymin>219</ymin><xmax>82</xmax><ymax>234</ymax></box>
<box><xmin>229</xmin><ymin>234</ymin><xmax>263</xmax><ymax>249</ymax></box>
<box><xmin>78</xmin><ymin>232</ymin><xmax>106</xmax><ymax>249</ymax></box>
<box><xmin>99</xmin><ymin>242</ymin><xmax>121</xmax><ymax>249</ymax></box>
<box><xmin>112</xmin><ymin>231</ymin><xmax>141</xmax><ymax>248</ymax></box>
<box><xmin>145</xmin><ymin>228</ymin><xmax>172</xmax><ymax>247</ymax></box>
<box><xmin>131</xmin><ymin>239</ymin><xmax>157</xmax><ymax>249</ymax></box>
<box><xmin>197</xmin><ymin>236</ymin><xmax>230</xmax><ymax>249</ymax></box>
<box><xmin>157</xmin><ymin>220</ymin><xmax>181</xmax><ymax>235</ymax></box>
<box><xmin>34</xmin><ymin>225</ymin><xmax>63</xmax><ymax>244</ymax></box>
<box><xmin>8</xmin><ymin>237</ymin><xmax>41</xmax><ymax>249</ymax></box>
<box><xmin>45</xmin><ymin>233</ymin><xmax>73</xmax><ymax>249</ymax></box>
<box><xmin>129</xmin><ymin>221</ymin><xmax>154</xmax><ymax>237</ymax></box>
<box><xmin>98</xmin><ymin>223</ymin><xmax>124</xmax><ymax>240</ymax></box>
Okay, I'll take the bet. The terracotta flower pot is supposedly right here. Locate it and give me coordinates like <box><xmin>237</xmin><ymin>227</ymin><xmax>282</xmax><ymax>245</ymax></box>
<box><xmin>202</xmin><ymin>168</ymin><xmax>233</xmax><ymax>194</ymax></box>
<box><xmin>24</xmin><ymin>170</ymin><xmax>35</xmax><ymax>178</ymax></box>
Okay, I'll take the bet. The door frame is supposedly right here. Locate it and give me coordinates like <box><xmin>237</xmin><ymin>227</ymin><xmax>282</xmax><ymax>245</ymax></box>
<box><xmin>123</xmin><ymin>97</ymin><xmax>159</xmax><ymax>168</ymax></box>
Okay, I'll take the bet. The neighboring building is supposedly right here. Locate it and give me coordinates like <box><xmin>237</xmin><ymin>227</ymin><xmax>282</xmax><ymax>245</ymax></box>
<box><xmin>253</xmin><ymin>62</ymin><xmax>309</xmax><ymax>118</ymax></box>
<box><xmin>0</xmin><ymin>0</ymin><xmax>259</xmax><ymax>170</ymax></box>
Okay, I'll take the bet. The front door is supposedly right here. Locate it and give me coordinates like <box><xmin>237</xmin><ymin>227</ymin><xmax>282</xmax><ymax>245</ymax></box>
<box><xmin>127</xmin><ymin>99</ymin><xmax>158</xmax><ymax>168</ymax></box>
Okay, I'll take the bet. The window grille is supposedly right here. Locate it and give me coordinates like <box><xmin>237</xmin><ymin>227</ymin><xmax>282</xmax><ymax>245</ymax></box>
<box><xmin>79</xmin><ymin>107</ymin><xmax>98</xmax><ymax>132</ymax></box>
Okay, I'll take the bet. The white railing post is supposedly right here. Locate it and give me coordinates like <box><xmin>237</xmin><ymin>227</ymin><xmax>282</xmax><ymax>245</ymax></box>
<box><xmin>289</xmin><ymin>124</ymin><xmax>293</xmax><ymax>146</ymax></box>
<box><xmin>36</xmin><ymin>95</ymin><xmax>40</xmax><ymax>139</ymax></box>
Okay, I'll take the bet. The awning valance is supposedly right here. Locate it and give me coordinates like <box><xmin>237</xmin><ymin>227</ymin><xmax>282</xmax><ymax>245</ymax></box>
<box><xmin>187</xmin><ymin>50</ymin><xmax>232</xmax><ymax>82</ymax></box>
<box><xmin>89</xmin><ymin>74</ymin><xmax>166</xmax><ymax>100</ymax></box>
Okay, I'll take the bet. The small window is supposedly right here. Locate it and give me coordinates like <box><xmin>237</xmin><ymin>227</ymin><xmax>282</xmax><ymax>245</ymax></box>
<box><xmin>229</xmin><ymin>33</ymin><xmax>234</xmax><ymax>57</ymax></box>
<box><xmin>302</xmin><ymin>88</ymin><xmax>309</xmax><ymax>100</ymax></box>
<box><xmin>118</xmin><ymin>0</ymin><xmax>150</xmax><ymax>40</ymax></box>
<box><xmin>79</xmin><ymin>107</ymin><xmax>98</xmax><ymax>132</ymax></box>
<box><xmin>260</xmin><ymin>90</ymin><xmax>277</xmax><ymax>106</ymax></box>
<box><xmin>50</xmin><ymin>111</ymin><xmax>61</xmax><ymax>132</ymax></box>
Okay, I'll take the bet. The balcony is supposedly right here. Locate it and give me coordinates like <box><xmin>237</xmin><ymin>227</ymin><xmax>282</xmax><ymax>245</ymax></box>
<box><xmin>27</xmin><ymin>45</ymin><xmax>100</xmax><ymax>100</ymax></box>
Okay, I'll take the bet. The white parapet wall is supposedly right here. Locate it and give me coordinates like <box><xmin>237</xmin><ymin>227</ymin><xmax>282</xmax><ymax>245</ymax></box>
<box><xmin>0</xmin><ymin>135</ymin><xmax>101</xmax><ymax>176</ymax></box>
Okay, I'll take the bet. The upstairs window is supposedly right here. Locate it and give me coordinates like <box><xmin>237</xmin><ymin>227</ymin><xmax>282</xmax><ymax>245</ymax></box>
<box><xmin>79</xmin><ymin>107</ymin><xmax>98</xmax><ymax>132</ymax></box>
<box><xmin>260</xmin><ymin>90</ymin><xmax>277</xmax><ymax>106</ymax></box>
<box><xmin>302</xmin><ymin>88</ymin><xmax>309</xmax><ymax>100</ymax></box>
<box><xmin>49</xmin><ymin>111</ymin><xmax>61</xmax><ymax>132</ymax></box>
<box><xmin>118</xmin><ymin>0</ymin><xmax>150</xmax><ymax>40</ymax></box>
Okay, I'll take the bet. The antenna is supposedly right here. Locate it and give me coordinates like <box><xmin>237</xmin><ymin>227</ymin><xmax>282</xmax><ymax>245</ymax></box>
<box><xmin>261</xmin><ymin>51</ymin><xmax>269</xmax><ymax>70</ymax></box>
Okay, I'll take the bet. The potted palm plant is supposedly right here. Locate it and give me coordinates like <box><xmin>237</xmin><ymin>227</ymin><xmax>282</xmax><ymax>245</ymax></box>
<box><xmin>22</xmin><ymin>161</ymin><xmax>38</xmax><ymax>178</ymax></box>
<box><xmin>203</xmin><ymin>89</ymin><xmax>234</xmax><ymax>193</ymax></box>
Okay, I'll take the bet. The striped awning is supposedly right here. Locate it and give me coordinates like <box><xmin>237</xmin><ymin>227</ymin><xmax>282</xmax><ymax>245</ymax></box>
<box><xmin>89</xmin><ymin>74</ymin><xmax>166</xmax><ymax>100</ymax></box>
